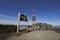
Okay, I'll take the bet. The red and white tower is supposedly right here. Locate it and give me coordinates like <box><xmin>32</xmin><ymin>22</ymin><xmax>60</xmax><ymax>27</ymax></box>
<box><xmin>32</xmin><ymin>6</ymin><xmax>36</xmax><ymax>30</ymax></box>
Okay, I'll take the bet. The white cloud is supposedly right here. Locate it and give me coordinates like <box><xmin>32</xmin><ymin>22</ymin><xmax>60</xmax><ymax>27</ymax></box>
<box><xmin>36</xmin><ymin>20</ymin><xmax>60</xmax><ymax>26</ymax></box>
<box><xmin>0</xmin><ymin>13</ymin><xmax>59</xmax><ymax>26</ymax></box>
<box><xmin>0</xmin><ymin>19</ymin><xmax>17</xmax><ymax>25</ymax></box>
<box><xmin>0</xmin><ymin>13</ymin><xmax>17</xmax><ymax>25</ymax></box>
<box><xmin>0</xmin><ymin>13</ymin><xmax>32</xmax><ymax>25</ymax></box>
<box><xmin>0</xmin><ymin>13</ymin><xmax>17</xmax><ymax>20</ymax></box>
<box><xmin>0</xmin><ymin>14</ymin><xmax>17</xmax><ymax>25</ymax></box>
<box><xmin>0</xmin><ymin>19</ymin><xmax>32</xmax><ymax>25</ymax></box>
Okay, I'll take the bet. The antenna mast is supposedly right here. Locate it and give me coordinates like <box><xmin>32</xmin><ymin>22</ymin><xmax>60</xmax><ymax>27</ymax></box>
<box><xmin>32</xmin><ymin>5</ymin><xmax>36</xmax><ymax>30</ymax></box>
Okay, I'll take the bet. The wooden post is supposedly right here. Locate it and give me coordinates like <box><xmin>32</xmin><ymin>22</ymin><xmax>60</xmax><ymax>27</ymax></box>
<box><xmin>26</xmin><ymin>16</ymin><xmax>28</xmax><ymax>32</ymax></box>
<box><xmin>17</xmin><ymin>13</ymin><xmax>20</xmax><ymax>36</ymax></box>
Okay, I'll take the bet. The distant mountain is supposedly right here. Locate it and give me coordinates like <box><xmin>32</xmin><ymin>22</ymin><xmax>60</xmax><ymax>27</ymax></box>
<box><xmin>54</xmin><ymin>26</ymin><xmax>60</xmax><ymax>29</ymax></box>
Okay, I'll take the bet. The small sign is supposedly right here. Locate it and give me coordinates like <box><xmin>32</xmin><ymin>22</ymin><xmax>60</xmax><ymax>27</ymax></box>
<box><xmin>20</xmin><ymin>14</ymin><xmax>27</xmax><ymax>22</ymax></box>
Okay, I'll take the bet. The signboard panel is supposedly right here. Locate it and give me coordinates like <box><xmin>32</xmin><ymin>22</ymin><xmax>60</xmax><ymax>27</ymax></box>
<box><xmin>20</xmin><ymin>14</ymin><xmax>27</xmax><ymax>22</ymax></box>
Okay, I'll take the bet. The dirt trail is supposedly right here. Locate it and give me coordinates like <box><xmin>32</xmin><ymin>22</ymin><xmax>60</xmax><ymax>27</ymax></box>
<box><xmin>7</xmin><ymin>30</ymin><xmax>60</xmax><ymax>40</ymax></box>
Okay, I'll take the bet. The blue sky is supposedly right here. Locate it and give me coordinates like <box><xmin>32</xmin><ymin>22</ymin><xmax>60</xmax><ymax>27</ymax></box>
<box><xmin>0</xmin><ymin>0</ymin><xmax>60</xmax><ymax>26</ymax></box>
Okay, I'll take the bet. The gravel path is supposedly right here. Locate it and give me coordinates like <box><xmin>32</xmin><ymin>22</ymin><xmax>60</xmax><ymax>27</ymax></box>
<box><xmin>7</xmin><ymin>30</ymin><xmax>60</xmax><ymax>40</ymax></box>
